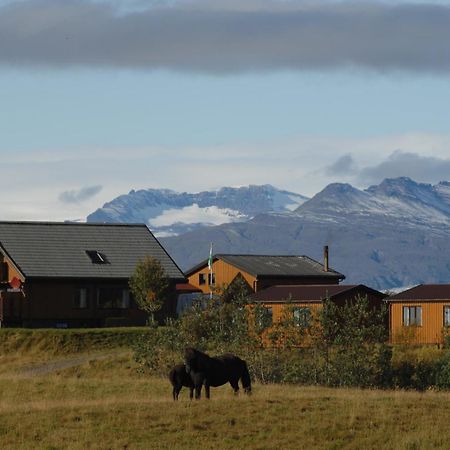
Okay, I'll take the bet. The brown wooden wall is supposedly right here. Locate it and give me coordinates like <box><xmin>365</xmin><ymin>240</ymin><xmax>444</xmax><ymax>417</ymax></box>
<box><xmin>187</xmin><ymin>259</ymin><xmax>341</xmax><ymax>294</ymax></box>
<box><xmin>390</xmin><ymin>301</ymin><xmax>450</xmax><ymax>345</ymax></box>
<box><xmin>0</xmin><ymin>253</ymin><xmax>25</xmax><ymax>283</ymax></box>
<box><xmin>187</xmin><ymin>259</ymin><xmax>256</xmax><ymax>294</ymax></box>
<box><xmin>1</xmin><ymin>278</ymin><xmax>179</xmax><ymax>327</ymax></box>
<box><xmin>261</xmin><ymin>302</ymin><xmax>321</xmax><ymax>322</ymax></box>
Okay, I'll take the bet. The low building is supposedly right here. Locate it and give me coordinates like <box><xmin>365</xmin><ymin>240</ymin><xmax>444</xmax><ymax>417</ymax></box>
<box><xmin>388</xmin><ymin>284</ymin><xmax>450</xmax><ymax>345</ymax></box>
<box><xmin>0</xmin><ymin>221</ymin><xmax>185</xmax><ymax>327</ymax></box>
<box><xmin>251</xmin><ymin>284</ymin><xmax>387</xmax><ymax>328</ymax></box>
<box><xmin>185</xmin><ymin>250</ymin><xmax>345</xmax><ymax>294</ymax></box>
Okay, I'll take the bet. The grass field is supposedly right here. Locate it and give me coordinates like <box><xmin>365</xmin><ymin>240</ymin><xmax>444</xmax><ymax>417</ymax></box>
<box><xmin>1</xmin><ymin>329</ymin><xmax>450</xmax><ymax>449</ymax></box>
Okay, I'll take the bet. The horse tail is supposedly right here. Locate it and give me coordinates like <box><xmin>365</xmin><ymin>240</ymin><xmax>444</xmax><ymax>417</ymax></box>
<box><xmin>168</xmin><ymin>368</ymin><xmax>176</xmax><ymax>386</ymax></box>
<box><xmin>240</xmin><ymin>361</ymin><xmax>252</xmax><ymax>393</ymax></box>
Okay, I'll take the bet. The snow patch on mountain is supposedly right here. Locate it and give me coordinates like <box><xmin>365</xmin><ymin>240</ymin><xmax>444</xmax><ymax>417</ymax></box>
<box><xmin>87</xmin><ymin>184</ymin><xmax>308</xmax><ymax>235</ymax></box>
<box><xmin>149</xmin><ymin>204</ymin><xmax>246</xmax><ymax>227</ymax></box>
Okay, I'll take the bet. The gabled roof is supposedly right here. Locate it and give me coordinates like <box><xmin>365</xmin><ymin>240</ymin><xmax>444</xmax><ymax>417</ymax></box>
<box><xmin>0</xmin><ymin>221</ymin><xmax>184</xmax><ymax>280</ymax></box>
<box><xmin>252</xmin><ymin>284</ymin><xmax>385</xmax><ymax>303</ymax></box>
<box><xmin>388</xmin><ymin>284</ymin><xmax>450</xmax><ymax>301</ymax></box>
<box><xmin>185</xmin><ymin>254</ymin><xmax>345</xmax><ymax>280</ymax></box>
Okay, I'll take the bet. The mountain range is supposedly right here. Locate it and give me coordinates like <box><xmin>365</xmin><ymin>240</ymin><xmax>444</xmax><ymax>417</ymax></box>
<box><xmin>86</xmin><ymin>178</ymin><xmax>450</xmax><ymax>290</ymax></box>
<box><xmin>87</xmin><ymin>185</ymin><xmax>308</xmax><ymax>237</ymax></box>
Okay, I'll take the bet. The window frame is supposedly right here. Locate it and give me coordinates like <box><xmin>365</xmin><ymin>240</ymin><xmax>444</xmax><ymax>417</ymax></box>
<box><xmin>198</xmin><ymin>273</ymin><xmax>206</xmax><ymax>285</ymax></box>
<box><xmin>444</xmin><ymin>305</ymin><xmax>450</xmax><ymax>327</ymax></box>
<box><xmin>73</xmin><ymin>287</ymin><xmax>89</xmax><ymax>309</ymax></box>
<box><xmin>292</xmin><ymin>307</ymin><xmax>312</xmax><ymax>327</ymax></box>
<box><xmin>208</xmin><ymin>272</ymin><xmax>216</xmax><ymax>286</ymax></box>
<box><xmin>403</xmin><ymin>305</ymin><xmax>422</xmax><ymax>327</ymax></box>
<box><xmin>97</xmin><ymin>286</ymin><xmax>130</xmax><ymax>310</ymax></box>
<box><xmin>256</xmin><ymin>306</ymin><xmax>273</xmax><ymax>330</ymax></box>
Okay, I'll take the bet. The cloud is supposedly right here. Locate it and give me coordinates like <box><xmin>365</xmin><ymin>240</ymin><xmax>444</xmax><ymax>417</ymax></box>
<box><xmin>359</xmin><ymin>150</ymin><xmax>450</xmax><ymax>185</ymax></box>
<box><xmin>325</xmin><ymin>154</ymin><xmax>356</xmax><ymax>175</ymax></box>
<box><xmin>1</xmin><ymin>0</ymin><xmax>450</xmax><ymax>73</ymax></box>
<box><xmin>59</xmin><ymin>185</ymin><xmax>103</xmax><ymax>203</ymax></box>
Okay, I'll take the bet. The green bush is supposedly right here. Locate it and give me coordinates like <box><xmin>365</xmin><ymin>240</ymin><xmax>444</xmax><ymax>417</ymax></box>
<box><xmin>132</xmin><ymin>288</ymin><xmax>450</xmax><ymax>391</ymax></box>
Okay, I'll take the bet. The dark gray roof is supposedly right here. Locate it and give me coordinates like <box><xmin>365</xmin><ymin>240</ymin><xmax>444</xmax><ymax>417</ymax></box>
<box><xmin>0</xmin><ymin>221</ymin><xmax>184</xmax><ymax>280</ymax></box>
<box><xmin>185</xmin><ymin>254</ymin><xmax>345</xmax><ymax>279</ymax></box>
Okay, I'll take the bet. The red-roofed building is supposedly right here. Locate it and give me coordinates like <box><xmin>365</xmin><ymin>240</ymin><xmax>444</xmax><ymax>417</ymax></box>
<box><xmin>251</xmin><ymin>284</ymin><xmax>386</xmax><ymax>329</ymax></box>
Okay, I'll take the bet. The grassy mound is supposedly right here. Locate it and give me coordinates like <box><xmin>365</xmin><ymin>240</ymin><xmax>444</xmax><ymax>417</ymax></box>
<box><xmin>0</xmin><ymin>327</ymin><xmax>150</xmax><ymax>356</ymax></box>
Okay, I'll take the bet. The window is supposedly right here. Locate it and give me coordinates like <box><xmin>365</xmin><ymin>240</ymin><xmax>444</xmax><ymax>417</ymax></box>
<box><xmin>444</xmin><ymin>306</ymin><xmax>450</xmax><ymax>327</ymax></box>
<box><xmin>293</xmin><ymin>307</ymin><xmax>311</xmax><ymax>327</ymax></box>
<box><xmin>199</xmin><ymin>273</ymin><xmax>206</xmax><ymax>285</ymax></box>
<box><xmin>86</xmin><ymin>250</ymin><xmax>109</xmax><ymax>264</ymax></box>
<box><xmin>403</xmin><ymin>306</ymin><xmax>422</xmax><ymax>326</ymax></box>
<box><xmin>256</xmin><ymin>307</ymin><xmax>273</xmax><ymax>329</ymax></box>
<box><xmin>0</xmin><ymin>262</ymin><xmax>8</xmax><ymax>282</ymax></box>
<box><xmin>74</xmin><ymin>287</ymin><xmax>89</xmax><ymax>309</ymax></box>
<box><xmin>208</xmin><ymin>273</ymin><xmax>215</xmax><ymax>286</ymax></box>
<box><xmin>97</xmin><ymin>287</ymin><xmax>130</xmax><ymax>309</ymax></box>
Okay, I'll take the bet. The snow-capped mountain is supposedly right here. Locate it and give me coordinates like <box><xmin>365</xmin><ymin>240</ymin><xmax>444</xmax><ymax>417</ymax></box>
<box><xmin>87</xmin><ymin>185</ymin><xmax>308</xmax><ymax>236</ymax></box>
<box><xmin>296</xmin><ymin>177</ymin><xmax>450</xmax><ymax>226</ymax></box>
<box><xmin>159</xmin><ymin>178</ymin><xmax>450</xmax><ymax>290</ymax></box>
<box><xmin>85</xmin><ymin>177</ymin><xmax>450</xmax><ymax>289</ymax></box>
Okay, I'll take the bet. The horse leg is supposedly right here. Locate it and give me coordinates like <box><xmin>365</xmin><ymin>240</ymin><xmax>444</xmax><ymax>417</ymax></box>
<box><xmin>189</xmin><ymin>386</ymin><xmax>194</xmax><ymax>400</ymax></box>
<box><xmin>194</xmin><ymin>384</ymin><xmax>202</xmax><ymax>400</ymax></box>
<box><xmin>173</xmin><ymin>384</ymin><xmax>183</xmax><ymax>401</ymax></box>
<box><xmin>229</xmin><ymin>379</ymin><xmax>239</xmax><ymax>395</ymax></box>
<box><xmin>205</xmin><ymin>382</ymin><xmax>210</xmax><ymax>399</ymax></box>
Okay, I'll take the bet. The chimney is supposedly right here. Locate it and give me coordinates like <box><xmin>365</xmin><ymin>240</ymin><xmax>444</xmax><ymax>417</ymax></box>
<box><xmin>323</xmin><ymin>245</ymin><xmax>329</xmax><ymax>272</ymax></box>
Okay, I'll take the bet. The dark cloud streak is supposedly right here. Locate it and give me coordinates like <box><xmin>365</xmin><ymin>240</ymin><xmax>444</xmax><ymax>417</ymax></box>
<box><xmin>360</xmin><ymin>151</ymin><xmax>450</xmax><ymax>184</ymax></box>
<box><xmin>59</xmin><ymin>185</ymin><xmax>102</xmax><ymax>203</ymax></box>
<box><xmin>326</xmin><ymin>154</ymin><xmax>356</xmax><ymax>175</ymax></box>
<box><xmin>1</xmin><ymin>0</ymin><xmax>450</xmax><ymax>73</ymax></box>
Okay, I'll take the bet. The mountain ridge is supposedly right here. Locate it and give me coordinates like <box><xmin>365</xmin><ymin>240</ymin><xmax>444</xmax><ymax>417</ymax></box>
<box><xmin>86</xmin><ymin>177</ymin><xmax>450</xmax><ymax>290</ymax></box>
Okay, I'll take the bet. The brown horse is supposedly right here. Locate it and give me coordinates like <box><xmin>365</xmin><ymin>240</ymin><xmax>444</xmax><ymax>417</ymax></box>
<box><xmin>184</xmin><ymin>348</ymin><xmax>252</xmax><ymax>399</ymax></box>
<box><xmin>169</xmin><ymin>363</ymin><xmax>194</xmax><ymax>400</ymax></box>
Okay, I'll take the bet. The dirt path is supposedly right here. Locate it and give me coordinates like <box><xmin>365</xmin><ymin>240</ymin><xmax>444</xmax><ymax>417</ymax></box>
<box><xmin>15</xmin><ymin>351</ymin><xmax>129</xmax><ymax>377</ymax></box>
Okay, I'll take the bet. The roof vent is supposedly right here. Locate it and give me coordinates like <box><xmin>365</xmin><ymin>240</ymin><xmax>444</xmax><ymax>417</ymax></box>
<box><xmin>86</xmin><ymin>250</ymin><xmax>109</xmax><ymax>264</ymax></box>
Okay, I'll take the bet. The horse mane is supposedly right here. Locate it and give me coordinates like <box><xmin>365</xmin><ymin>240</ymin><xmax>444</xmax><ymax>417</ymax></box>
<box><xmin>184</xmin><ymin>347</ymin><xmax>212</xmax><ymax>369</ymax></box>
<box><xmin>185</xmin><ymin>347</ymin><xmax>210</xmax><ymax>359</ymax></box>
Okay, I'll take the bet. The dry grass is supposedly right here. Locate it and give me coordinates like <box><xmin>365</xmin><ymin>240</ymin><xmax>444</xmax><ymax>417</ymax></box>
<box><xmin>1</xmin><ymin>330</ymin><xmax>449</xmax><ymax>449</ymax></box>
<box><xmin>0</xmin><ymin>354</ymin><xmax>449</xmax><ymax>450</ymax></box>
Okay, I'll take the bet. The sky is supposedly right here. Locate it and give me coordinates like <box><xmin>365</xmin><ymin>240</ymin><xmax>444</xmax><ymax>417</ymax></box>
<box><xmin>1</xmin><ymin>0</ymin><xmax>450</xmax><ymax>221</ymax></box>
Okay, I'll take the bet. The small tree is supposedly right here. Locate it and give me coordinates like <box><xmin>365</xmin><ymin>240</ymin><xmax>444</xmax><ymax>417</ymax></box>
<box><xmin>129</xmin><ymin>256</ymin><xmax>169</xmax><ymax>324</ymax></box>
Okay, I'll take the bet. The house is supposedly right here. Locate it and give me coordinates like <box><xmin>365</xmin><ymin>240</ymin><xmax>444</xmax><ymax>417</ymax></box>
<box><xmin>0</xmin><ymin>221</ymin><xmax>185</xmax><ymax>327</ymax></box>
<box><xmin>388</xmin><ymin>284</ymin><xmax>450</xmax><ymax>345</ymax></box>
<box><xmin>185</xmin><ymin>249</ymin><xmax>345</xmax><ymax>294</ymax></box>
<box><xmin>251</xmin><ymin>284</ymin><xmax>387</xmax><ymax>328</ymax></box>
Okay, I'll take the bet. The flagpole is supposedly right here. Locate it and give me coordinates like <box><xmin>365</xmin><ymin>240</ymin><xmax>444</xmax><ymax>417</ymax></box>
<box><xmin>208</xmin><ymin>242</ymin><xmax>213</xmax><ymax>300</ymax></box>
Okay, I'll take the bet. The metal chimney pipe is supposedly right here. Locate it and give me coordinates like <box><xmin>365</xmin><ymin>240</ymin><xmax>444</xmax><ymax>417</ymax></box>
<box><xmin>323</xmin><ymin>245</ymin><xmax>329</xmax><ymax>272</ymax></box>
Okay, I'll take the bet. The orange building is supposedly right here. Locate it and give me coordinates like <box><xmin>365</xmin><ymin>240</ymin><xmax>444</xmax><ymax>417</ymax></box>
<box><xmin>251</xmin><ymin>284</ymin><xmax>387</xmax><ymax>328</ymax></box>
<box><xmin>388</xmin><ymin>285</ymin><xmax>450</xmax><ymax>345</ymax></box>
<box><xmin>185</xmin><ymin>253</ymin><xmax>345</xmax><ymax>295</ymax></box>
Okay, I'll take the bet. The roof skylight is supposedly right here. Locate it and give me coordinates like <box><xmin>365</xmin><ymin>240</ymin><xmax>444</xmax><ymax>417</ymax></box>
<box><xmin>85</xmin><ymin>250</ymin><xmax>109</xmax><ymax>264</ymax></box>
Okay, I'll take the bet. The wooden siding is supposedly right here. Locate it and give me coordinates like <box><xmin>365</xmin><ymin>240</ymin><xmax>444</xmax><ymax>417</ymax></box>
<box><xmin>187</xmin><ymin>259</ymin><xmax>256</xmax><ymax>294</ymax></box>
<box><xmin>0</xmin><ymin>254</ymin><xmax>24</xmax><ymax>283</ymax></box>
<box><xmin>1</xmin><ymin>278</ymin><xmax>179</xmax><ymax>327</ymax></box>
<box><xmin>187</xmin><ymin>259</ymin><xmax>341</xmax><ymax>294</ymax></box>
<box><xmin>262</xmin><ymin>302</ymin><xmax>321</xmax><ymax>322</ymax></box>
<box><xmin>390</xmin><ymin>301</ymin><xmax>450</xmax><ymax>345</ymax></box>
